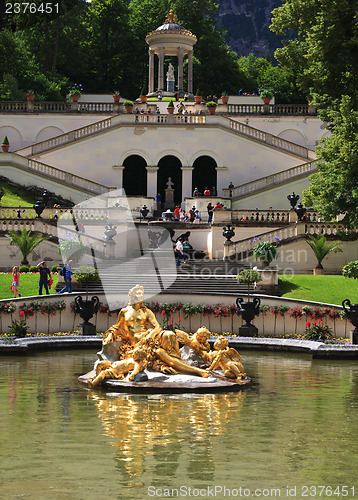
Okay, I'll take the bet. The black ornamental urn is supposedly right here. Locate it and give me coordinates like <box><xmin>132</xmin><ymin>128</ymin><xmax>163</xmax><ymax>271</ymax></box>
<box><xmin>342</xmin><ymin>299</ymin><xmax>358</xmax><ymax>343</ymax></box>
<box><xmin>223</xmin><ymin>224</ymin><xmax>235</xmax><ymax>242</ymax></box>
<box><xmin>236</xmin><ymin>297</ymin><xmax>261</xmax><ymax>336</ymax></box>
<box><xmin>287</xmin><ymin>192</ymin><xmax>300</xmax><ymax>210</ymax></box>
<box><xmin>75</xmin><ymin>295</ymin><xmax>99</xmax><ymax>335</ymax></box>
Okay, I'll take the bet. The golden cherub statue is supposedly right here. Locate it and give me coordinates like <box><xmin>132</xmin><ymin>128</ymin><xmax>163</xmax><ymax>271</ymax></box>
<box><xmin>206</xmin><ymin>336</ymin><xmax>246</xmax><ymax>382</ymax></box>
<box><xmin>175</xmin><ymin>326</ymin><xmax>212</xmax><ymax>364</ymax></box>
<box><xmin>88</xmin><ymin>347</ymin><xmax>147</xmax><ymax>387</ymax></box>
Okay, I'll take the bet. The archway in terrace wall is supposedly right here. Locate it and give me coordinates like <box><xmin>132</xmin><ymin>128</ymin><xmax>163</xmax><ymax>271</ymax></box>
<box><xmin>123</xmin><ymin>155</ymin><xmax>147</xmax><ymax>196</ymax></box>
<box><xmin>192</xmin><ymin>156</ymin><xmax>217</xmax><ymax>195</ymax></box>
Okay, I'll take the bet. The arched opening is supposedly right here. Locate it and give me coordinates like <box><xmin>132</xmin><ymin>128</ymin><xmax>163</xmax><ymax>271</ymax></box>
<box><xmin>157</xmin><ymin>155</ymin><xmax>182</xmax><ymax>204</ymax></box>
<box><xmin>192</xmin><ymin>156</ymin><xmax>217</xmax><ymax>195</ymax></box>
<box><xmin>123</xmin><ymin>155</ymin><xmax>147</xmax><ymax>196</ymax></box>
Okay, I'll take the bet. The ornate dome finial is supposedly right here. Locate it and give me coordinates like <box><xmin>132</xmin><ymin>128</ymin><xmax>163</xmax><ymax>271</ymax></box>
<box><xmin>165</xmin><ymin>9</ymin><xmax>177</xmax><ymax>24</ymax></box>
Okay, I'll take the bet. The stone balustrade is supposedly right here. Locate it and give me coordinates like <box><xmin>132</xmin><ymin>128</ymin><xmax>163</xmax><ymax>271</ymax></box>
<box><xmin>222</xmin><ymin>161</ymin><xmax>317</xmax><ymax>200</ymax></box>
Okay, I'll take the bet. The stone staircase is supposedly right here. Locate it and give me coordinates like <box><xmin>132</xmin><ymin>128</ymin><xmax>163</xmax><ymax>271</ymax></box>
<box><xmin>74</xmin><ymin>257</ymin><xmax>272</xmax><ymax>297</ymax></box>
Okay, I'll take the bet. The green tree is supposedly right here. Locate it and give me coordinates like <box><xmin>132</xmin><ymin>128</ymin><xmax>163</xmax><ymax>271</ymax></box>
<box><xmin>7</xmin><ymin>228</ymin><xmax>50</xmax><ymax>265</ymax></box>
<box><xmin>270</xmin><ymin>0</ymin><xmax>358</xmax><ymax>115</ymax></box>
<box><xmin>303</xmin><ymin>96</ymin><xmax>358</xmax><ymax>227</ymax></box>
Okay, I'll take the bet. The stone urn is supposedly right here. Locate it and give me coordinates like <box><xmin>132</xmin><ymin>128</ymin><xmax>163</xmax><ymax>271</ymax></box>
<box><xmin>75</xmin><ymin>295</ymin><xmax>99</xmax><ymax>335</ymax></box>
<box><xmin>342</xmin><ymin>299</ymin><xmax>358</xmax><ymax>343</ymax></box>
<box><xmin>236</xmin><ymin>297</ymin><xmax>261</xmax><ymax>336</ymax></box>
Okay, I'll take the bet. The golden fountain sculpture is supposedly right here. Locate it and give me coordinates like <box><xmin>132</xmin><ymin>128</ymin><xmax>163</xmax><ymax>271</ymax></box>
<box><xmin>81</xmin><ymin>285</ymin><xmax>250</xmax><ymax>392</ymax></box>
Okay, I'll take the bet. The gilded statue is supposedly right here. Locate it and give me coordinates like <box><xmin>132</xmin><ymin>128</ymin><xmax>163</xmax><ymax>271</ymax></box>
<box><xmin>206</xmin><ymin>336</ymin><xmax>246</xmax><ymax>381</ymax></box>
<box><xmin>88</xmin><ymin>347</ymin><xmax>147</xmax><ymax>387</ymax></box>
<box><xmin>175</xmin><ymin>327</ymin><xmax>212</xmax><ymax>364</ymax></box>
<box><xmin>99</xmin><ymin>285</ymin><xmax>209</xmax><ymax>380</ymax></box>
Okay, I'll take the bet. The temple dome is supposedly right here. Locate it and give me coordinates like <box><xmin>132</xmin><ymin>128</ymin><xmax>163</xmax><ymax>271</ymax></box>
<box><xmin>146</xmin><ymin>10</ymin><xmax>196</xmax><ymax>40</ymax></box>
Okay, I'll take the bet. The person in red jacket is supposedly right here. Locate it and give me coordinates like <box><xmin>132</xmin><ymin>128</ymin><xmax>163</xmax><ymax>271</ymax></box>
<box><xmin>203</xmin><ymin>187</ymin><xmax>210</xmax><ymax>196</ymax></box>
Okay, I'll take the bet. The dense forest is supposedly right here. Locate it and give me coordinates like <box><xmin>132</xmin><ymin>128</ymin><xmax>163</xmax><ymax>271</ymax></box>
<box><xmin>0</xmin><ymin>0</ymin><xmax>303</xmax><ymax>102</ymax></box>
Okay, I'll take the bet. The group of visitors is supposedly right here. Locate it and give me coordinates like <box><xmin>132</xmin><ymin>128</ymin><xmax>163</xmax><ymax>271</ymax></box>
<box><xmin>10</xmin><ymin>259</ymin><xmax>74</xmax><ymax>298</ymax></box>
<box><xmin>172</xmin><ymin>206</ymin><xmax>201</xmax><ymax>223</ymax></box>
<box><xmin>175</xmin><ymin>237</ymin><xmax>192</xmax><ymax>267</ymax></box>
<box><xmin>193</xmin><ymin>186</ymin><xmax>217</xmax><ymax>197</ymax></box>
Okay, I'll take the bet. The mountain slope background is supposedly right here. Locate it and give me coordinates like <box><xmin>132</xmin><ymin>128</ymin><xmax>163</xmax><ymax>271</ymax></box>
<box><xmin>218</xmin><ymin>0</ymin><xmax>283</xmax><ymax>57</ymax></box>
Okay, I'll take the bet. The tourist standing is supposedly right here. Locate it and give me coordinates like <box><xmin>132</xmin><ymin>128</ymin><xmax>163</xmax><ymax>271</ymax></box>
<box><xmin>37</xmin><ymin>261</ymin><xmax>51</xmax><ymax>295</ymax></box>
<box><xmin>212</xmin><ymin>186</ymin><xmax>217</xmax><ymax>196</ymax></box>
<box><xmin>207</xmin><ymin>202</ymin><xmax>213</xmax><ymax>223</ymax></box>
<box><xmin>193</xmin><ymin>187</ymin><xmax>199</xmax><ymax>197</ymax></box>
<box><xmin>156</xmin><ymin>193</ymin><xmax>162</xmax><ymax>211</ymax></box>
<box><xmin>58</xmin><ymin>260</ymin><xmax>73</xmax><ymax>294</ymax></box>
<box><xmin>183</xmin><ymin>238</ymin><xmax>192</xmax><ymax>262</ymax></box>
<box><xmin>11</xmin><ymin>266</ymin><xmax>21</xmax><ymax>298</ymax></box>
<box><xmin>175</xmin><ymin>238</ymin><xmax>184</xmax><ymax>267</ymax></box>
<box><xmin>204</xmin><ymin>187</ymin><xmax>210</xmax><ymax>196</ymax></box>
<box><xmin>174</xmin><ymin>206</ymin><xmax>180</xmax><ymax>220</ymax></box>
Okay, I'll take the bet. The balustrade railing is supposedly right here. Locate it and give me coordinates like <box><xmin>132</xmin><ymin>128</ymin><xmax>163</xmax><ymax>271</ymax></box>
<box><xmin>223</xmin><ymin>161</ymin><xmax>317</xmax><ymax>199</ymax></box>
<box><xmin>231</xmin><ymin>210</ymin><xmax>292</xmax><ymax>224</ymax></box>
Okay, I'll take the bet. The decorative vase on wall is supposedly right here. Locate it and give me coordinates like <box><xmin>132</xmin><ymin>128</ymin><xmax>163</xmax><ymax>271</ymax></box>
<box><xmin>71</xmin><ymin>94</ymin><xmax>80</xmax><ymax>102</ymax></box>
<box><xmin>208</xmin><ymin>107</ymin><xmax>216</xmax><ymax>115</ymax></box>
<box><xmin>221</xmin><ymin>96</ymin><xmax>229</xmax><ymax>104</ymax></box>
<box><xmin>113</xmin><ymin>95</ymin><xmax>120</xmax><ymax>102</ymax></box>
<box><xmin>27</xmin><ymin>94</ymin><xmax>35</xmax><ymax>102</ymax></box>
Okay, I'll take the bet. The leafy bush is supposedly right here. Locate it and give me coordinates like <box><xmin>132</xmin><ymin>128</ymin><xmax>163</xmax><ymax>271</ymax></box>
<box><xmin>305</xmin><ymin>319</ymin><xmax>333</xmax><ymax>341</ymax></box>
<box><xmin>123</xmin><ymin>100</ymin><xmax>134</xmax><ymax>107</ymax></box>
<box><xmin>167</xmin><ymin>100</ymin><xmax>175</xmax><ymax>107</ymax></box>
<box><xmin>206</xmin><ymin>101</ymin><xmax>218</xmax><ymax>108</ymax></box>
<box><xmin>19</xmin><ymin>265</ymin><xmax>29</xmax><ymax>273</ymax></box>
<box><xmin>51</xmin><ymin>264</ymin><xmax>61</xmax><ymax>272</ymax></box>
<box><xmin>2</xmin><ymin>136</ymin><xmax>9</xmax><ymax>145</ymax></box>
<box><xmin>74</xmin><ymin>266</ymin><xmax>100</xmax><ymax>285</ymax></box>
<box><xmin>29</xmin><ymin>266</ymin><xmax>38</xmax><ymax>273</ymax></box>
<box><xmin>8</xmin><ymin>319</ymin><xmax>30</xmax><ymax>338</ymax></box>
<box><xmin>260</xmin><ymin>90</ymin><xmax>273</xmax><ymax>99</ymax></box>
<box><xmin>253</xmin><ymin>242</ymin><xmax>278</xmax><ymax>265</ymax></box>
<box><xmin>342</xmin><ymin>260</ymin><xmax>358</xmax><ymax>279</ymax></box>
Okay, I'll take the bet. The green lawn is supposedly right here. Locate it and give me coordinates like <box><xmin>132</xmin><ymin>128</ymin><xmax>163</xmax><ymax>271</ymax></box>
<box><xmin>0</xmin><ymin>273</ymin><xmax>356</xmax><ymax>306</ymax></box>
<box><xmin>279</xmin><ymin>275</ymin><xmax>358</xmax><ymax>305</ymax></box>
<box><xmin>0</xmin><ymin>273</ymin><xmax>59</xmax><ymax>300</ymax></box>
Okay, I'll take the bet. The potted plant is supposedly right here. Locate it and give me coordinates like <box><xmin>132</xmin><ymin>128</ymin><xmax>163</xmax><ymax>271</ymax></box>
<box><xmin>139</xmin><ymin>86</ymin><xmax>147</xmax><ymax>103</ymax></box>
<box><xmin>68</xmin><ymin>85</ymin><xmax>83</xmax><ymax>102</ymax></box>
<box><xmin>194</xmin><ymin>89</ymin><xmax>203</xmax><ymax>104</ymax></box>
<box><xmin>305</xmin><ymin>234</ymin><xmax>342</xmax><ymax>275</ymax></box>
<box><xmin>124</xmin><ymin>100</ymin><xmax>134</xmax><ymax>113</ymax></box>
<box><xmin>1</xmin><ymin>136</ymin><xmax>10</xmax><ymax>152</ymax></box>
<box><xmin>253</xmin><ymin>241</ymin><xmax>279</xmax><ymax>267</ymax></box>
<box><xmin>112</xmin><ymin>90</ymin><xmax>120</xmax><ymax>102</ymax></box>
<box><xmin>167</xmin><ymin>99</ymin><xmax>175</xmax><ymax>114</ymax></box>
<box><xmin>236</xmin><ymin>269</ymin><xmax>262</xmax><ymax>335</ymax></box>
<box><xmin>26</xmin><ymin>90</ymin><xmax>35</xmax><ymax>102</ymax></box>
<box><xmin>260</xmin><ymin>90</ymin><xmax>273</xmax><ymax>104</ymax></box>
<box><xmin>221</xmin><ymin>91</ymin><xmax>229</xmax><ymax>104</ymax></box>
<box><xmin>206</xmin><ymin>101</ymin><xmax>218</xmax><ymax>115</ymax></box>
<box><xmin>8</xmin><ymin>318</ymin><xmax>30</xmax><ymax>338</ymax></box>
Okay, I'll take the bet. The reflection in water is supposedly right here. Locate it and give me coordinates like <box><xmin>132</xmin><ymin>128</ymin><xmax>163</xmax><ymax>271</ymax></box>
<box><xmin>88</xmin><ymin>391</ymin><xmax>245</xmax><ymax>482</ymax></box>
<box><xmin>2</xmin><ymin>350</ymin><xmax>358</xmax><ymax>499</ymax></box>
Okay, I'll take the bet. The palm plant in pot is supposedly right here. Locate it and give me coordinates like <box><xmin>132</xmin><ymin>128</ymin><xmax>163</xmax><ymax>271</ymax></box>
<box><xmin>305</xmin><ymin>234</ymin><xmax>342</xmax><ymax>275</ymax></box>
<box><xmin>236</xmin><ymin>269</ymin><xmax>262</xmax><ymax>334</ymax></box>
<box><xmin>1</xmin><ymin>136</ymin><xmax>10</xmax><ymax>152</ymax></box>
<box><xmin>139</xmin><ymin>86</ymin><xmax>147</xmax><ymax>103</ymax></box>
<box><xmin>206</xmin><ymin>101</ymin><xmax>218</xmax><ymax>114</ymax></box>
<box><xmin>221</xmin><ymin>91</ymin><xmax>229</xmax><ymax>104</ymax></box>
<box><xmin>112</xmin><ymin>90</ymin><xmax>120</xmax><ymax>102</ymax></box>
<box><xmin>194</xmin><ymin>89</ymin><xmax>203</xmax><ymax>104</ymax></box>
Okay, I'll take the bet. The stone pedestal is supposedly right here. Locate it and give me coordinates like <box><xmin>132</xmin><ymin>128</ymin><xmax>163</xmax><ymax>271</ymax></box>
<box><xmin>164</xmin><ymin>177</ymin><xmax>175</xmax><ymax>210</ymax></box>
<box><xmin>79</xmin><ymin>323</ymin><xmax>97</xmax><ymax>336</ymax></box>
<box><xmin>239</xmin><ymin>325</ymin><xmax>258</xmax><ymax>337</ymax></box>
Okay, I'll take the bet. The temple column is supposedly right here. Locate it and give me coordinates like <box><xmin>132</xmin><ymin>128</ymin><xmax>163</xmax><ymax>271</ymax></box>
<box><xmin>112</xmin><ymin>165</ymin><xmax>125</xmax><ymax>190</ymax></box>
<box><xmin>158</xmin><ymin>47</ymin><xmax>164</xmax><ymax>91</ymax></box>
<box><xmin>148</xmin><ymin>50</ymin><xmax>155</xmax><ymax>93</ymax></box>
<box><xmin>188</xmin><ymin>50</ymin><xmax>193</xmax><ymax>94</ymax></box>
<box><xmin>178</xmin><ymin>47</ymin><xmax>184</xmax><ymax>92</ymax></box>
<box><xmin>146</xmin><ymin>166</ymin><xmax>159</xmax><ymax>198</ymax></box>
<box><xmin>181</xmin><ymin>166</ymin><xmax>194</xmax><ymax>202</ymax></box>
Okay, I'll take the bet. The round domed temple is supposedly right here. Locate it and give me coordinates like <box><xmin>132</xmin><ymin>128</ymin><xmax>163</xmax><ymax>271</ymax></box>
<box><xmin>146</xmin><ymin>10</ymin><xmax>197</xmax><ymax>96</ymax></box>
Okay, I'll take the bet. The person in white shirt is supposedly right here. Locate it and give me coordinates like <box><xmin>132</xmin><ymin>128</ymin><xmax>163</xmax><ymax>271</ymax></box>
<box><xmin>175</xmin><ymin>238</ymin><xmax>184</xmax><ymax>267</ymax></box>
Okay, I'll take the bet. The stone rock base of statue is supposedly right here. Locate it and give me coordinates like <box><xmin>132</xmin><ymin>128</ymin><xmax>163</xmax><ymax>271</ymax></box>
<box><xmin>79</xmin><ymin>323</ymin><xmax>97</xmax><ymax>336</ymax></box>
<box><xmin>238</xmin><ymin>325</ymin><xmax>258</xmax><ymax>337</ymax></box>
<box><xmin>78</xmin><ymin>368</ymin><xmax>252</xmax><ymax>393</ymax></box>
